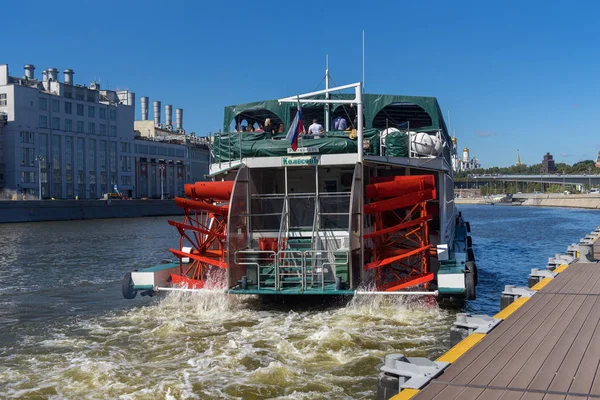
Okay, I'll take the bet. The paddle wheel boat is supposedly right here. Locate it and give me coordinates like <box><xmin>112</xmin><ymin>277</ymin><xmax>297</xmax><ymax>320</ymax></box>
<box><xmin>122</xmin><ymin>82</ymin><xmax>477</xmax><ymax>301</ymax></box>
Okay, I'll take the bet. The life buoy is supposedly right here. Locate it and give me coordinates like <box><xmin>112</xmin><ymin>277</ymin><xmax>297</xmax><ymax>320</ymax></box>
<box><xmin>122</xmin><ymin>272</ymin><xmax>137</xmax><ymax>299</ymax></box>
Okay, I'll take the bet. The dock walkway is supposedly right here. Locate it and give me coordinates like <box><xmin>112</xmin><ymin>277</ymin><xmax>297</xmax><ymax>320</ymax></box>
<box><xmin>414</xmin><ymin>242</ymin><xmax>600</xmax><ymax>399</ymax></box>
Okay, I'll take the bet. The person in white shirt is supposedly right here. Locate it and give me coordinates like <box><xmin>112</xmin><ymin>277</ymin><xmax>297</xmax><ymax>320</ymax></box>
<box><xmin>308</xmin><ymin>119</ymin><xmax>324</xmax><ymax>138</ymax></box>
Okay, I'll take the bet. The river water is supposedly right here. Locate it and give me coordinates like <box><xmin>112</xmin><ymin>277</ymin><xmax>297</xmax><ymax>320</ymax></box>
<box><xmin>0</xmin><ymin>205</ymin><xmax>597</xmax><ymax>399</ymax></box>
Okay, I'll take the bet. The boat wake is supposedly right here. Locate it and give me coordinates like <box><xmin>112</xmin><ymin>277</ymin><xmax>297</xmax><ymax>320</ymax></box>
<box><xmin>1</xmin><ymin>290</ymin><xmax>454</xmax><ymax>399</ymax></box>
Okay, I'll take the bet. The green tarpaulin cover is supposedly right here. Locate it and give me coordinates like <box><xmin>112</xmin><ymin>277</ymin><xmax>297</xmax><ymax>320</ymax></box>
<box><xmin>213</xmin><ymin>129</ymin><xmax>385</xmax><ymax>162</ymax></box>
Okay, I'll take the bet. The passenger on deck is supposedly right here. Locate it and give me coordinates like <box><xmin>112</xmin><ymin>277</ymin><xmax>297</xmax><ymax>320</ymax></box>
<box><xmin>308</xmin><ymin>119</ymin><xmax>325</xmax><ymax>138</ymax></box>
<box><xmin>247</xmin><ymin>123</ymin><xmax>255</xmax><ymax>132</ymax></box>
<box><xmin>264</xmin><ymin>118</ymin><xmax>277</xmax><ymax>135</ymax></box>
<box><xmin>333</xmin><ymin>116</ymin><xmax>347</xmax><ymax>131</ymax></box>
<box><xmin>255</xmin><ymin>124</ymin><xmax>264</xmax><ymax>133</ymax></box>
<box><xmin>278</xmin><ymin>123</ymin><xmax>285</xmax><ymax>133</ymax></box>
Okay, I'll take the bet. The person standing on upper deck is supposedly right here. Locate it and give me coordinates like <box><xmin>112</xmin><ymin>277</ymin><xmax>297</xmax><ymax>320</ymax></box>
<box><xmin>333</xmin><ymin>115</ymin><xmax>347</xmax><ymax>131</ymax></box>
<box><xmin>308</xmin><ymin>119</ymin><xmax>324</xmax><ymax>137</ymax></box>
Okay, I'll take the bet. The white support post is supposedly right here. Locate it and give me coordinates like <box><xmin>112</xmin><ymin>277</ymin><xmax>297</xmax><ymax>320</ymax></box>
<box><xmin>356</xmin><ymin>84</ymin><xmax>364</xmax><ymax>160</ymax></box>
<box><xmin>325</xmin><ymin>61</ymin><xmax>330</xmax><ymax>132</ymax></box>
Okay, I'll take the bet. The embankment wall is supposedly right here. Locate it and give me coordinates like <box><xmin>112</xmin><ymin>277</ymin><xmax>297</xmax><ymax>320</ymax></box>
<box><xmin>0</xmin><ymin>200</ymin><xmax>183</xmax><ymax>223</ymax></box>
<box><xmin>456</xmin><ymin>194</ymin><xmax>600</xmax><ymax>209</ymax></box>
<box><xmin>521</xmin><ymin>196</ymin><xmax>600</xmax><ymax>209</ymax></box>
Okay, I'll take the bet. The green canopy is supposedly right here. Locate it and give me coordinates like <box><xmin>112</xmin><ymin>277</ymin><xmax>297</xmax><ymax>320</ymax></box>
<box><xmin>222</xmin><ymin>93</ymin><xmax>450</xmax><ymax>145</ymax></box>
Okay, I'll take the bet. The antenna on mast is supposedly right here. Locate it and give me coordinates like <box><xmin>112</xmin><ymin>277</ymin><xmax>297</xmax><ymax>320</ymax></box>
<box><xmin>325</xmin><ymin>54</ymin><xmax>330</xmax><ymax>131</ymax></box>
<box><xmin>362</xmin><ymin>30</ymin><xmax>365</xmax><ymax>92</ymax></box>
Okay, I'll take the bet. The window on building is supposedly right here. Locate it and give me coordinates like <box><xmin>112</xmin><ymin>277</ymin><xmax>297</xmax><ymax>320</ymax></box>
<box><xmin>77</xmin><ymin>121</ymin><xmax>84</xmax><ymax>133</ymax></box>
<box><xmin>52</xmin><ymin>135</ymin><xmax>61</xmax><ymax>170</ymax></box>
<box><xmin>77</xmin><ymin>104</ymin><xmax>84</xmax><ymax>116</ymax></box>
<box><xmin>64</xmin><ymin>102</ymin><xmax>72</xmax><ymax>114</ymax></box>
<box><xmin>99</xmin><ymin>124</ymin><xmax>106</xmax><ymax>136</ymax></box>
<box><xmin>20</xmin><ymin>148</ymin><xmax>35</xmax><ymax>166</ymax></box>
<box><xmin>52</xmin><ymin>99</ymin><xmax>60</xmax><ymax>112</ymax></box>
<box><xmin>65</xmin><ymin>119</ymin><xmax>72</xmax><ymax>131</ymax></box>
<box><xmin>39</xmin><ymin>98</ymin><xmax>47</xmax><ymax>111</ymax></box>
<box><xmin>39</xmin><ymin>115</ymin><xmax>48</xmax><ymax>128</ymax></box>
<box><xmin>87</xmin><ymin>94</ymin><xmax>95</xmax><ymax>103</ymax></box>
<box><xmin>65</xmin><ymin>136</ymin><xmax>73</xmax><ymax>171</ymax></box>
<box><xmin>76</xmin><ymin>90</ymin><xmax>84</xmax><ymax>101</ymax></box>
<box><xmin>110</xmin><ymin>126</ymin><xmax>117</xmax><ymax>137</ymax></box>
<box><xmin>19</xmin><ymin>131</ymin><xmax>35</xmax><ymax>144</ymax></box>
<box><xmin>40</xmin><ymin>133</ymin><xmax>48</xmax><ymax>165</ymax></box>
<box><xmin>109</xmin><ymin>109</ymin><xmax>116</xmax><ymax>121</ymax></box>
<box><xmin>88</xmin><ymin>122</ymin><xmax>95</xmax><ymax>135</ymax></box>
<box><xmin>120</xmin><ymin>142</ymin><xmax>130</xmax><ymax>153</ymax></box>
<box><xmin>52</xmin><ymin>135</ymin><xmax>62</xmax><ymax>197</ymax></box>
<box><xmin>0</xmin><ymin>93</ymin><xmax>7</xmax><ymax>106</ymax></box>
<box><xmin>99</xmin><ymin>108</ymin><xmax>106</xmax><ymax>120</ymax></box>
<box><xmin>64</xmin><ymin>91</ymin><xmax>72</xmax><ymax>99</ymax></box>
<box><xmin>88</xmin><ymin>106</ymin><xmax>95</xmax><ymax>118</ymax></box>
<box><xmin>120</xmin><ymin>156</ymin><xmax>132</xmax><ymax>172</ymax></box>
<box><xmin>52</xmin><ymin>117</ymin><xmax>60</xmax><ymax>130</ymax></box>
<box><xmin>120</xmin><ymin>175</ymin><xmax>132</xmax><ymax>185</ymax></box>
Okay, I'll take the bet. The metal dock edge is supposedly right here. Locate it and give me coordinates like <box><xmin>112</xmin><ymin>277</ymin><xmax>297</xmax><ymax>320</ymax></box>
<box><xmin>385</xmin><ymin>227</ymin><xmax>600</xmax><ymax>400</ymax></box>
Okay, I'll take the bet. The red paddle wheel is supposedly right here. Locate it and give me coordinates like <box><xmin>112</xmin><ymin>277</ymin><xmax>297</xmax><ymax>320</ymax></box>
<box><xmin>364</xmin><ymin>175</ymin><xmax>436</xmax><ymax>291</ymax></box>
<box><xmin>167</xmin><ymin>181</ymin><xmax>233</xmax><ymax>288</ymax></box>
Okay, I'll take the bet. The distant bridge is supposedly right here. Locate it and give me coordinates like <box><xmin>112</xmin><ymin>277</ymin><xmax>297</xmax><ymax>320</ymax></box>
<box><xmin>456</xmin><ymin>174</ymin><xmax>600</xmax><ymax>189</ymax></box>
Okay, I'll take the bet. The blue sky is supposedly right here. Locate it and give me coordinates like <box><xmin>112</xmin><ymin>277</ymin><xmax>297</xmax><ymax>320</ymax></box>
<box><xmin>3</xmin><ymin>0</ymin><xmax>599</xmax><ymax>167</ymax></box>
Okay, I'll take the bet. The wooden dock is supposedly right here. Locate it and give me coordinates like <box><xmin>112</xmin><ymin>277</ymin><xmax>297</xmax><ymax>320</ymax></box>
<box><xmin>410</xmin><ymin>242</ymin><xmax>600</xmax><ymax>399</ymax></box>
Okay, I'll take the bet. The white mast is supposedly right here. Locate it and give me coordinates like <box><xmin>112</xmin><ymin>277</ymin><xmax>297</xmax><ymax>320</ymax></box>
<box><xmin>362</xmin><ymin>30</ymin><xmax>365</xmax><ymax>92</ymax></box>
<box><xmin>325</xmin><ymin>54</ymin><xmax>330</xmax><ymax>132</ymax></box>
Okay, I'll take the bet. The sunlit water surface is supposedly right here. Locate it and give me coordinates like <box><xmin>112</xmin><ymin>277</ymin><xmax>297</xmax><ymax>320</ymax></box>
<box><xmin>0</xmin><ymin>206</ymin><xmax>597</xmax><ymax>398</ymax></box>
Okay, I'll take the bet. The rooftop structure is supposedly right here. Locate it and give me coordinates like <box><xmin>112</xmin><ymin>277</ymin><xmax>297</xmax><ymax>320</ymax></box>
<box><xmin>0</xmin><ymin>62</ymin><xmax>209</xmax><ymax>199</ymax></box>
<box><xmin>134</xmin><ymin>97</ymin><xmax>209</xmax><ymax>197</ymax></box>
<box><xmin>542</xmin><ymin>152</ymin><xmax>557</xmax><ymax>174</ymax></box>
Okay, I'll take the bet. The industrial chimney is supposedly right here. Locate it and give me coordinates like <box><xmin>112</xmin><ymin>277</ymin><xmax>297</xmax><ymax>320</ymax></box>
<box><xmin>47</xmin><ymin>68</ymin><xmax>58</xmax><ymax>82</ymax></box>
<box><xmin>127</xmin><ymin>92</ymin><xmax>135</xmax><ymax>108</ymax></box>
<box><xmin>63</xmin><ymin>69</ymin><xmax>74</xmax><ymax>85</ymax></box>
<box><xmin>176</xmin><ymin>108</ymin><xmax>183</xmax><ymax>130</ymax></box>
<box><xmin>153</xmin><ymin>101</ymin><xmax>161</xmax><ymax>126</ymax></box>
<box><xmin>24</xmin><ymin>64</ymin><xmax>35</xmax><ymax>80</ymax></box>
<box><xmin>141</xmin><ymin>96</ymin><xmax>149</xmax><ymax>120</ymax></box>
<box><xmin>42</xmin><ymin>70</ymin><xmax>48</xmax><ymax>82</ymax></box>
<box><xmin>165</xmin><ymin>104</ymin><xmax>173</xmax><ymax>127</ymax></box>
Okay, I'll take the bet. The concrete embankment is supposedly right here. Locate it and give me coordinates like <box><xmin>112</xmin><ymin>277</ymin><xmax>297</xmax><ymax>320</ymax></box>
<box><xmin>522</xmin><ymin>195</ymin><xmax>600</xmax><ymax>209</ymax></box>
<box><xmin>455</xmin><ymin>198</ymin><xmax>489</xmax><ymax>205</ymax></box>
<box><xmin>456</xmin><ymin>194</ymin><xmax>600</xmax><ymax>209</ymax></box>
<box><xmin>0</xmin><ymin>199</ymin><xmax>183</xmax><ymax>223</ymax></box>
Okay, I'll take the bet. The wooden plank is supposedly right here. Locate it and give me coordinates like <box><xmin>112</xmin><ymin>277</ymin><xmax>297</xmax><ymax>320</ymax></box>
<box><xmin>507</xmin><ymin>295</ymin><xmax>597</xmax><ymax>389</ymax></box>
<box><xmin>577</xmin><ymin>313</ymin><xmax>600</xmax><ymax>395</ymax></box>
<box><xmin>447</xmin><ymin>293</ymin><xmax>565</xmax><ymax>385</ymax></box>
<box><xmin>412</xmin><ymin>382</ymin><xmax>448</xmax><ymax>400</ymax></box>
<box><xmin>489</xmin><ymin>293</ymin><xmax>587</xmax><ymax>388</ymax></box>
<box><xmin>526</xmin><ymin>295</ymin><xmax>600</xmax><ymax>392</ymax></box>
<box><xmin>436</xmin><ymin>294</ymin><xmax>548</xmax><ymax>381</ymax></box>
<box><xmin>468</xmin><ymin>294</ymin><xmax>574</xmax><ymax>386</ymax></box>
<box><xmin>430</xmin><ymin>384</ymin><xmax>468</xmax><ymax>400</ymax></box>
<box><xmin>473</xmin><ymin>388</ymin><xmax>508</xmax><ymax>399</ymax></box>
<box><xmin>498</xmin><ymin>390</ymin><xmax>530</xmax><ymax>400</ymax></box>
<box><xmin>416</xmin><ymin>262</ymin><xmax>600</xmax><ymax>400</ymax></box>
<box><xmin>540</xmin><ymin>395</ymin><xmax>566</xmax><ymax>400</ymax></box>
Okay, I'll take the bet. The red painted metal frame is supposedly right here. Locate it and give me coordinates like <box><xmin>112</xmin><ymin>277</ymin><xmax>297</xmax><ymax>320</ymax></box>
<box><xmin>364</xmin><ymin>175</ymin><xmax>436</xmax><ymax>292</ymax></box>
<box><xmin>167</xmin><ymin>182</ymin><xmax>231</xmax><ymax>287</ymax></box>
